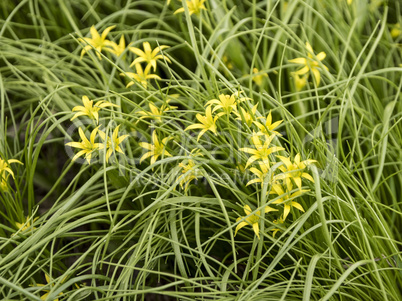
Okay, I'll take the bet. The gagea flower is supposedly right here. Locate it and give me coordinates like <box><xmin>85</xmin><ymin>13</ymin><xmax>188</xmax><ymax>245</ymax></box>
<box><xmin>270</xmin><ymin>182</ymin><xmax>308</xmax><ymax>221</ymax></box>
<box><xmin>15</xmin><ymin>216</ymin><xmax>38</xmax><ymax>233</ymax></box>
<box><xmin>0</xmin><ymin>157</ymin><xmax>23</xmax><ymax>182</ymax></box>
<box><xmin>205</xmin><ymin>92</ymin><xmax>248</xmax><ymax>115</ymax></box>
<box><xmin>235</xmin><ymin>205</ymin><xmax>277</xmax><ymax>239</ymax></box>
<box><xmin>235</xmin><ymin>104</ymin><xmax>258</xmax><ymax>127</ymax></box>
<box><xmin>252</xmin><ymin>68</ymin><xmax>268</xmax><ymax>86</ymax></box>
<box><xmin>36</xmin><ymin>274</ymin><xmax>64</xmax><ymax>301</ymax></box>
<box><xmin>129</xmin><ymin>42</ymin><xmax>171</xmax><ymax>71</ymax></box>
<box><xmin>276</xmin><ymin>154</ymin><xmax>316</xmax><ymax>189</ymax></box>
<box><xmin>246</xmin><ymin>162</ymin><xmax>274</xmax><ymax>187</ymax></box>
<box><xmin>71</xmin><ymin>96</ymin><xmax>118</xmax><ymax>124</ymax></box>
<box><xmin>137</xmin><ymin>100</ymin><xmax>177</xmax><ymax>123</ymax></box>
<box><xmin>66</xmin><ymin>127</ymin><xmax>103</xmax><ymax>164</ymax></box>
<box><xmin>253</xmin><ymin>110</ymin><xmax>283</xmax><ymax>136</ymax></box>
<box><xmin>79</xmin><ymin>25</ymin><xmax>115</xmax><ymax>59</ymax></box>
<box><xmin>98</xmin><ymin>125</ymin><xmax>129</xmax><ymax>163</ymax></box>
<box><xmin>122</xmin><ymin>64</ymin><xmax>161</xmax><ymax>89</ymax></box>
<box><xmin>289</xmin><ymin>42</ymin><xmax>328</xmax><ymax>86</ymax></box>
<box><xmin>139</xmin><ymin>131</ymin><xmax>172</xmax><ymax>166</ymax></box>
<box><xmin>0</xmin><ymin>157</ymin><xmax>23</xmax><ymax>191</ymax></box>
<box><xmin>174</xmin><ymin>0</ymin><xmax>207</xmax><ymax>15</ymax></box>
<box><xmin>177</xmin><ymin>150</ymin><xmax>203</xmax><ymax>190</ymax></box>
<box><xmin>185</xmin><ymin>106</ymin><xmax>223</xmax><ymax>141</ymax></box>
<box><xmin>239</xmin><ymin>133</ymin><xmax>284</xmax><ymax>168</ymax></box>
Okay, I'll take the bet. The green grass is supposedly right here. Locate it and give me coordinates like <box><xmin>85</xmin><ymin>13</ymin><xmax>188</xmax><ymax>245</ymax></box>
<box><xmin>0</xmin><ymin>0</ymin><xmax>401</xmax><ymax>300</ymax></box>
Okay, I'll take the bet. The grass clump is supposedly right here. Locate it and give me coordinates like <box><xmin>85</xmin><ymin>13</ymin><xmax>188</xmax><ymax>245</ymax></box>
<box><xmin>0</xmin><ymin>0</ymin><xmax>401</xmax><ymax>300</ymax></box>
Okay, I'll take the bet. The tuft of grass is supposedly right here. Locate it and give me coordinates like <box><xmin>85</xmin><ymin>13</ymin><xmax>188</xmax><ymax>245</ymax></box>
<box><xmin>0</xmin><ymin>0</ymin><xmax>401</xmax><ymax>300</ymax></box>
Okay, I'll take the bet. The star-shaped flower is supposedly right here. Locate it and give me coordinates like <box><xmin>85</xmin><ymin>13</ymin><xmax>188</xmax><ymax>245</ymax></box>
<box><xmin>253</xmin><ymin>110</ymin><xmax>283</xmax><ymax>136</ymax></box>
<box><xmin>137</xmin><ymin>100</ymin><xmax>177</xmax><ymax>123</ymax></box>
<box><xmin>174</xmin><ymin>0</ymin><xmax>207</xmax><ymax>15</ymax></box>
<box><xmin>98</xmin><ymin>125</ymin><xmax>129</xmax><ymax>163</ymax></box>
<box><xmin>0</xmin><ymin>157</ymin><xmax>23</xmax><ymax>182</ymax></box>
<box><xmin>235</xmin><ymin>205</ymin><xmax>278</xmax><ymax>239</ymax></box>
<box><xmin>139</xmin><ymin>131</ymin><xmax>172</xmax><ymax>166</ymax></box>
<box><xmin>15</xmin><ymin>216</ymin><xmax>38</xmax><ymax>233</ymax></box>
<box><xmin>79</xmin><ymin>25</ymin><xmax>115</xmax><ymax>60</ymax></box>
<box><xmin>276</xmin><ymin>153</ymin><xmax>316</xmax><ymax>189</ymax></box>
<box><xmin>129</xmin><ymin>42</ymin><xmax>171</xmax><ymax>71</ymax></box>
<box><xmin>177</xmin><ymin>153</ymin><xmax>204</xmax><ymax>191</ymax></box>
<box><xmin>246</xmin><ymin>162</ymin><xmax>275</xmax><ymax>187</ymax></box>
<box><xmin>185</xmin><ymin>106</ymin><xmax>223</xmax><ymax>141</ymax></box>
<box><xmin>252</xmin><ymin>68</ymin><xmax>268</xmax><ymax>86</ymax></box>
<box><xmin>205</xmin><ymin>92</ymin><xmax>249</xmax><ymax>115</ymax></box>
<box><xmin>235</xmin><ymin>104</ymin><xmax>258</xmax><ymax>127</ymax></box>
<box><xmin>35</xmin><ymin>274</ymin><xmax>65</xmax><ymax>301</ymax></box>
<box><xmin>71</xmin><ymin>96</ymin><xmax>118</xmax><ymax>124</ymax></box>
<box><xmin>66</xmin><ymin>127</ymin><xmax>103</xmax><ymax>164</ymax></box>
<box><xmin>270</xmin><ymin>183</ymin><xmax>308</xmax><ymax>221</ymax></box>
<box><xmin>122</xmin><ymin>64</ymin><xmax>161</xmax><ymax>89</ymax></box>
<box><xmin>289</xmin><ymin>42</ymin><xmax>328</xmax><ymax>86</ymax></box>
<box><xmin>239</xmin><ymin>133</ymin><xmax>284</xmax><ymax>168</ymax></box>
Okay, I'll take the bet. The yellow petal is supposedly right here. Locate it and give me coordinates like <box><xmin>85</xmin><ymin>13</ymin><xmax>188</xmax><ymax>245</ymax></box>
<box><xmin>235</xmin><ymin>221</ymin><xmax>249</xmax><ymax>236</ymax></box>
<box><xmin>252</xmin><ymin>223</ymin><xmax>260</xmax><ymax>239</ymax></box>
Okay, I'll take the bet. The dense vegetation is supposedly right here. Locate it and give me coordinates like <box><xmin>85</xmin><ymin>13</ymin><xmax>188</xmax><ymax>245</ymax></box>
<box><xmin>0</xmin><ymin>0</ymin><xmax>401</xmax><ymax>300</ymax></box>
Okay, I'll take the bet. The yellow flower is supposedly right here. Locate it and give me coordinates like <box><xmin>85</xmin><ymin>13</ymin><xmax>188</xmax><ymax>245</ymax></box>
<box><xmin>139</xmin><ymin>131</ymin><xmax>172</xmax><ymax>166</ymax></box>
<box><xmin>177</xmin><ymin>149</ymin><xmax>203</xmax><ymax>190</ymax></box>
<box><xmin>98</xmin><ymin>125</ymin><xmax>129</xmax><ymax>163</ymax></box>
<box><xmin>239</xmin><ymin>133</ymin><xmax>284</xmax><ymax>168</ymax></box>
<box><xmin>129</xmin><ymin>42</ymin><xmax>171</xmax><ymax>71</ymax></box>
<box><xmin>253</xmin><ymin>110</ymin><xmax>283</xmax><ymax>136</ymax></box>
<box><xmin>108</xmin><ymin>35</ymin><xmax>126</xmax><ymax>57</ymax></box>
<box><xmin>276</xmin><ymin>154</ymin><xmax>316</xmax><ymax>189</ymax></box>
<box><xmin>137</xmin><ymin>100</ymin><xmax>177</xmax><ymax>123</ymax></box>
<box><xmin>15</xmin><ymin>216</ymin><xmax>38</xmax><ymax>233</ymax></box>
<box><xmin>0</xmin><ymin>157</ymin><xmax>23</xmax><ymax>182</ymax></box>
<box><xmin>235</xmin><ymin>205</ymin><xmax>277</xmax><ymax>239</ymax></box>
<box><xmin>270</xmin><ymin>183</ymin><xmax>308</xmax><ymax>221</ymax></box>
<box><xmin>235</xmin><ymin>104</ymin><xmax>258</xmax><ymax>126</ymax></box>
<box><xmin>122</xmin><ymin>64</ymin><xmax>161</xmax><ymax>89</ymax></box>
<box><xmin>0</xmin><ymin>157</ymin><xmax>23</xmax><ymax>191</ymax></box>
<box><xmin>289</xmin><ymin>42</ymin><xmax>328</xmax><ymax>86</ymax></box>
<box><xmin>292</xmin><ymin>72</ymin><xmax>309</xmax><ymax>91</ymax></box>
<box><xmin>79</xmin><ymin>25</ymin><xmax>115</xmax><ymax>60</ymax></box>
<box><xmin>222</xmin><ymin>55</ymin><xmax>233</xmax><ymax>70</ymax></box>
<box><xmin>71</xmin><ymin>96</ymin><xmax>118</xmax><ymax>124</ymax></box>
<box><xmin>391</xmin><ymin>23</ymin><xmax>401</xmax><ymax>39</ymax></box>
<box><xmin>246</xmin><ymin>162</ymin><xmax>275</xmax><ymax>187</ymax></box>
<box><xmin>271</xmin><ymin>216</ymin><xmax>284</xmax><ymax>238</ymax></box>
<box><xmin>66</xmin><ymin>127</ymin><xmax>103</xmax><ymax>164</ymax></box>
<box><xmin>174</xmin><ymin>0</ymin><xmax>207</xmax><ymax>15</ymax></box>
<box><xmin>36</xmin><ymin>274</ymin><xmax>64</xmax><ymax>301</ymax></box>
<box><xmin>252</xmin><ymin>68</ymin><xmax>268</xmax><ymax>86</ymax></box>
<box><xmin>185</xmin><ymin>106</ymin><xmax>223</xmax><ymax>141</ymax></box>
<box><xmin>205</xmin><ymin>92</ymin><xmax>249</xmax><ymax>115</ymax></box>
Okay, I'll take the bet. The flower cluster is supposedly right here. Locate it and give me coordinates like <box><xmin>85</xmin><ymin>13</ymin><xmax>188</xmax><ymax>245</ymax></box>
<box><xmin>233</xmin><ymin>107</ymin><xmax>316</xmax><ymax>239</ymax></box>
<box><xmin>75</xmin><ymin>21</ymin><xmax>322</xmax><ymax>236</ymax></box>
<box><xmin>67</xmin><ymin>96</ymin><xmax>128</xmax><ymax>164</ymax></box>
<box><xmin>79</xmin><ymin>25</ymin><xmax>170</xmax><ymax>90</ymax></box>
